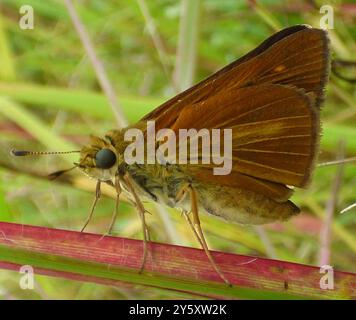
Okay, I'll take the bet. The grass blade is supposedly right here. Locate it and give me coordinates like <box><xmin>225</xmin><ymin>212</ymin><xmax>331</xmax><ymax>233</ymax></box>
<box><xmin>0</xmin><ymin>222</ymin><xmax>355</xmax><ymax>299</ymax></box>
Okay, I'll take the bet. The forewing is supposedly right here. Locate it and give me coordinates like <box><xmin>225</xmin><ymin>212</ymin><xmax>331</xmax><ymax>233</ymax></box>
<box><xmin>142</xmin><ymin>26</ymin><xmax>329</xmax><ymax>130</ymax></box>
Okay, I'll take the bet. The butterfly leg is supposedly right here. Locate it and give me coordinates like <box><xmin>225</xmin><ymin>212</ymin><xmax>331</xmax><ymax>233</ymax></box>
<box><xmin>123</xmin><ymin>173</ymin><xmax>150</xmax><ymax>273</ymax></box>
<box><xmin>182</xmin><ymin>210</ymin><xmax>204</xmax><ymax>248</ymax></box>
<box><xmin>178</xmin><ymin>184</ymin><xmax>231</xmax><ymax>286</ymax></box>
<box><xmin>107</xmin><ymin>175</ymin><xmax>122</xmax><ymax>234</ymax></box>
<box><xmin>81</xmin><ymin>180</ymin><xmax>101</xmax><ymax>232</ymax></box>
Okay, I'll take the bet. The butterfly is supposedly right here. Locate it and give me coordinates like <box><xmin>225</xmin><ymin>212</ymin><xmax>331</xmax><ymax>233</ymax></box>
<box><xmin>12</xmin><ymin>25</ymin><xmax>330</xmax><ymax>285</ymax></box>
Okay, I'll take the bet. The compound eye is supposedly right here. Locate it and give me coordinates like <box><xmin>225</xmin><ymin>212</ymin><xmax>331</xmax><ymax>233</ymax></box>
<box><xmin>95</xmin><ymin>148</ymin><xmax>116</xmax><ymax>169</ymax></box>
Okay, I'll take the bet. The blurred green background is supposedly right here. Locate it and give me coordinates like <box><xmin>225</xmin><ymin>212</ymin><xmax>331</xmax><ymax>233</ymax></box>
<box><xmin>0</xmin><ymin>0</ymin><xmax>355</xmax><ymax>299</ymax></box>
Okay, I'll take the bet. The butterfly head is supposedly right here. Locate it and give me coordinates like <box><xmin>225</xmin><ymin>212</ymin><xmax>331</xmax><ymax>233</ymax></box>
<box><xmin>77</xmin><ymin>135</ymin><xmax>123</xmax><ymax>181</ymax></box>
<box><xmin>11</xmin><ymin>134</ymin><xmax>124</xmax><ymax>182</ymax></box>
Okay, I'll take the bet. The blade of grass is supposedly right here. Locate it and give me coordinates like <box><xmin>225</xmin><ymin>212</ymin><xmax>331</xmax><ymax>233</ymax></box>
<box><xmin>0</xmin><ymin>222</ymin><xmax>355</xmax><ymax>299</ymax></box>
<box><xmin>0</xmin><ymin>184</ymin><xmax>12</xmax><ymax>222</ymax></box>
<box><xmin>0</xmin><ymin>82</ymin><xmax>162</xmax><ymax>122</ymax></box>
<box><xmin>319</xmin><ymin>141</ymin><xmax>345</xmax><ymax>266</ymax></box>
<box><xmin>174</xmin><ymin>0</ymin><xmax>200</xmax><ymax>92</ymax></box>
<box><xmin>254</xmin><ymin>226</ymin><xmax>277</xmax><ymax>259</ymax></box>
<box><xmin>0</xmin><ymin>13</ymin><xmax>16</xmax><ymax>80</ymax></box>
<box><xmin>248</xmin><ymin>0</ymin><xmax>282</xmax><ymax>32</ymax></box>
<box><xmin>64</xmin><ymin>0</ymin><xmax>128</xmax><ymax>128</ymax></box>
<box><xmin>0</xmin><ymin>96</ymin><xmax>77</xmax><ymax>163</ymax></box>
<box><xmin>137</xmin><ymin>0</ymin><xmax>177</xmax><ymax>91</ymax></box>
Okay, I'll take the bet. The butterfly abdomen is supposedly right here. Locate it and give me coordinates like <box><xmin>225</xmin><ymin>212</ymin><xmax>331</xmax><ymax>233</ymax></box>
<box><xmin>196</xmin><ymin>183</ymin><xmax>300</xmax><ymax>225</ymax></box>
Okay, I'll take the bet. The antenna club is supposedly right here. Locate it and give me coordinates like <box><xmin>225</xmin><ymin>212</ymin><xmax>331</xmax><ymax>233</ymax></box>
<box><xmin>11</xmin><ymin>149</ymin><xmax>30</xmax><ymax>156</ymax></box>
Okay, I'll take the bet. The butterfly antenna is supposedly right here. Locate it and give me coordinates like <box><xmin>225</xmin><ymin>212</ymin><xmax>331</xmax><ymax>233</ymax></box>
<box><xmin>11</xmin><ymin>149</ymin><xmax>81</xmax><ymax>157</ymax></box>
<box><xmin>11</xmin><ymin>149</ymin><xmax>81</xmax><ymax>179</ymax></box>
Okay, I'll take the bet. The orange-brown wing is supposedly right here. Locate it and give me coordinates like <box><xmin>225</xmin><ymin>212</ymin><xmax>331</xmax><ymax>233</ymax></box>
<box><xmin>139</xmin><ymin>26</ymin><xmax>329</xmax><ymax>202</ymax></box>
<box><xmin>171</xmin><ymin>84</ymin><xmax>319</xmax><ymax>202</ymax></box>
<box><xmin>142</xmin><ymin>26</ymin><xmax>329</xmax><ymax>131</ymax></box>
<box><xmin>185</xmin><ymin>168</ymin><xmax>294</xmax><ymax>203</ymax></box>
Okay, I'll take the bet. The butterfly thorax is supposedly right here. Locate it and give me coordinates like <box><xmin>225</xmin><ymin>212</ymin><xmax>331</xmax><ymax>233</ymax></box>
<box><xmin>125</xmin><ymin>162</ymin><xmax>192</xmax><ymax>209</ymax></box>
